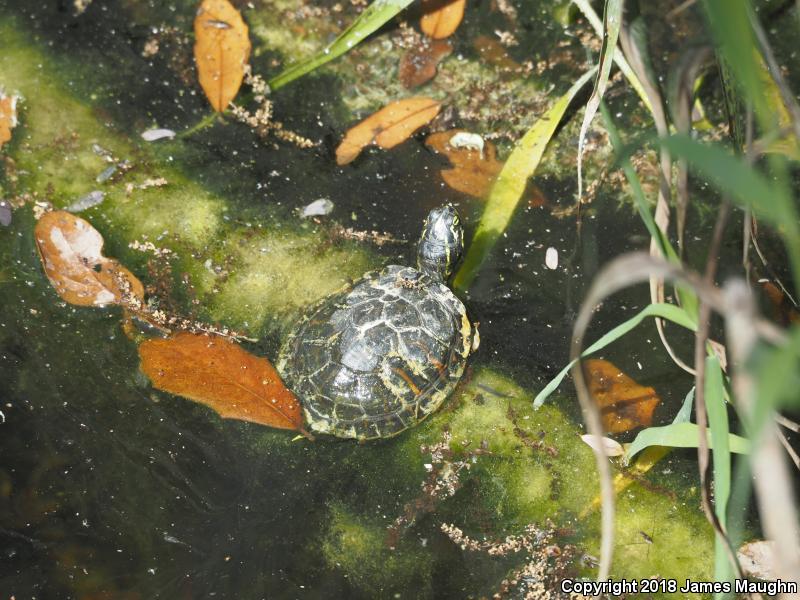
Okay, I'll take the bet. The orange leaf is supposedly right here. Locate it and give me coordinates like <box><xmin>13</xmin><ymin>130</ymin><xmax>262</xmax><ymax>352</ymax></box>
<box><xmin>398</xmin><ymin>40</ymin><xmax>453</xmax><ymax>89</ymax></box>
<box><xmin>336</xmin><ymin>97</ymin><xmax>441</xmax><ymax>165</ymax></box>
<box><xmin>425</xmin><ymin>129</ymin><xmax>502</xmax><ymax>198</ymax></box>
<box><xmin>473</xmin><ymin>35</ymin><xmax>522</xmax><ymax>74</ymax></box>
<box><xmin>193</xmin><ymin>0</ymin><xmax>251</xmax><ymax>112</ymax></box>
<box><xmin>34</xmin><ymin>211</ymin><xmax>144</xmax><ymax>307</ymax></box>
<box><xmin>584</xmin><ymin>359</ymin><xmax>661</xmax><ymax>434</ymax></box>
<box><xmin>426</xmin><ymin>130</ymin><xmax>551</xmax><ymax>205</ymax></box>
<box><xmin>139</xmin><ymin>332</ymin><xmax>304</xmax><ymax>432</ymax></box>
<box><xmin>760</xmin><ymin>280</ymin><xmax>800</xmax><ymax>326</ymax></box>
<box><xmin>0</xmin><ymin>91</ymin><xmax>19</xmax><ymax>149</ymax></box>
<box><xmin>420</xmin><ymin>0</ymin><xmax>466</xmax><ymax>40</ymax></box>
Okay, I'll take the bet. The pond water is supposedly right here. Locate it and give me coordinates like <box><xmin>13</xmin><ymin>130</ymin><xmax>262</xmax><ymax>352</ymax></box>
<box><xmin>0</xmin><ymin>1</ymin><xmax>778</xmax><ymax>598</ymax></box>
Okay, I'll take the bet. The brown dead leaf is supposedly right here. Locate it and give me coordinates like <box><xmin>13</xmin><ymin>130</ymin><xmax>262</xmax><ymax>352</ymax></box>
<box><xmin>584</xmin><ymin>359</ymin><xmax>661</xmax><ymax>434</ymax></box>
<box><xmin>34</xmin><ymin>211</ymin><xmax>144</xmax><ymax>307</ymax></box>
<box><xmin>420</xmin><ymin>0</ymin><xmax>466</xmax><ymax>40</ymax></box>
<box><xmin>473</xmin><ymin>35</ymin><xmax>522</xmax><ymax>73</ymax></box>
<box><xmin>760</xmin><ymin>281</ymin><xmax>800</xmax><ymax>326</ymax></box>
<box><xmin>399</xmin><ymin>40</ymin><xmax>453</xmax><ymax>89</ymax></box>
<box><xmin>426</xmin><ymin>130</ymin><xmax>550</xmax><ymax>204</ymax></box>
<box><xmin>193</xmin><ymin>0</ymin><xmax>251</xmax><ymax>112</ymax></box>
<box><xmin>139</xmin><ymin>332</ymin><xmax>304</xmax><ymax>432</ymax></box>
<box><xmin>425</xmin><ymin>129</ymin><xmax>501</xmax><ymax>198</ymax></box>
<box><xmin>336</xmin><ymin>97</ymin><xmax>441</xmax><ymax>165</ymax></box>
<box><xmin>0</xmin><ymin>91</ymin><xmax>19</xmax><ymax>149</ymax></box>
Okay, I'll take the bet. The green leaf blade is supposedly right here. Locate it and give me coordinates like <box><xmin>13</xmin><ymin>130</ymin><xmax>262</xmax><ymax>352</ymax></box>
<box><xmin>269</xmin><ymin>0</ymin><xmax>414</xmax><ymax>90</ymax></box>
<box><xmin>626</xmin><ymin>422</ymin><xmax>750</xmax><ymax>462</ymax></box>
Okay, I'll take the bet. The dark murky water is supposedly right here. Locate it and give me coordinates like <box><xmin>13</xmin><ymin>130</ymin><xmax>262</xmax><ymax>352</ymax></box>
<box><xmin>0</xmin><ymin>1</ymin><xmax>778</xmax><ymax>598</ymax></box>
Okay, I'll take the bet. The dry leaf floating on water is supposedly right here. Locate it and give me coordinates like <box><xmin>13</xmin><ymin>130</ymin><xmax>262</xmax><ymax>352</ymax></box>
<box><xmin>193</xmin><ymin>0</ymin><xmax>251</xmax><ymax>112</ymax></box>
<box><xmin>473</xmin><ymin>35</ymin><xmax>523</xmax><ymax>74</ymax></box>
<box><xmin>34</xmin><ymin>211</ymin><xmax>144</xmax><ymax>307</ymax></box>
<box><xmin>0</xmin><ymin>90</ymin><xmax>20</xmax><ymax>149</ymax></box>
<box><xmin>336</xmin><ymin>97</ymin><xmax>441</xmax><ymax>165</ymax></box>
<box><xmin>398</xmin><ymin>40</ymin><xmax>453</xmax><ymax>89</ymax></box>
<box><xmin>420</xmin><ymin>0</ymin><xmax>466</xmax><ymax>40</ymax></box>
<box><xmin>139</xmin><ymin>332</ymin><xmax>304</xmax><ymax>432</ymax></box>
<box><xmin>584</xmin><ymin>359</ymin><xmax>661</xmax><ymax>434</ymax></box>
<box><xmin>425</xmin><ymin>129</ymin><xmax>502</xmax><ymax>198</ymax></box>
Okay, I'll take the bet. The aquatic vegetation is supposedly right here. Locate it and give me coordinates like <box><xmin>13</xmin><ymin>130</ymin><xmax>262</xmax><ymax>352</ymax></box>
<box><xmin>321</xmin><ymin>502</ymin><xmax>433</xmax><ymax>596</ymax></box>
<box><xmin>1</xmin><ymin>0</ymin><xmax>797</xmax><ymax>596</ymax></box>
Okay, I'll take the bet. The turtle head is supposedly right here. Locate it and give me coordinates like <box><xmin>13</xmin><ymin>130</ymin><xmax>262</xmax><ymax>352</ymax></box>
<box><xmin>417</xmin><ymin>205</ymin><xmax>464</xmax><ymax>281</ymax></box>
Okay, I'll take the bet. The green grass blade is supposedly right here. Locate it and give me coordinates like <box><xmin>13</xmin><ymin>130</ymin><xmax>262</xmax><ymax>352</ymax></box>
<box><xmin>626</xmin><ymin>422</ymin><xmax>750</xmax><ymax>462</ymax></box>
<box><xmin>453</xmin><ymin>66</ymin><xmax>597</xmax><ymax>290</ymax></box>
<box><xmin>659</xmin><ymin>134</ymin><xmax>800</xmax><ymax>290</ymax></box>
<box><xmin>659</xmin><ymin>135</ymin><xmax>790</xmax><ymax>223</ymax></box>
<box><xmin>747</xmin><ymin>324</ymin><xmax>800</xmax><ymax>437</ymax></box>
<box><xmin>269</xmin><ymin>0</ymin><xmax>414</xmax><ymax>90</ymax></box>
<box><xmin>706</xmin><ymin>355</ymin><xmax>733</xmax><ymax>594</ymax></box>
<box><xmin>673</xmin><ymin>387</ymin><xmax>695</xmax><ymax>424</ymax></box>
<box><xmin>700</xmin><ymin>0</ymin><xmax>768</xmax><ymax>129</ymax></box>
<box><xmin>533</xmin><ymin>302</ymin><xmax>696</xmax><ymax>408</ymax></box>
<box><xmin>570</xmin><ymin>0</ymin><xmax>652</xmax><ymax>113</ymax></box>
<box><xmin>577</xmin><ymin>0</ymin><xmax>623</xmax><ymax>201</ymax></box>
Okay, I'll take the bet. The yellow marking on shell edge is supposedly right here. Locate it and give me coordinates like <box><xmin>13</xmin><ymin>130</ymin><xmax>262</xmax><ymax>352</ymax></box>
<box><xmin>460</xmin><ymin>313</ymin><xmax>472</xmax><ymax>358</ymax></box>
<box><xmin>393</xmin><ymin>367</ymin><xmax>422</xmax><ymax>395</ymax></box>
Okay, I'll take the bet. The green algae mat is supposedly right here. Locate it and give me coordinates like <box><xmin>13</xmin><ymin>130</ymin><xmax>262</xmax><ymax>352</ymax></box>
<box><xmin>0</xmin><ymin>2</ymin><xmax>733</xmax><ymax>598</ymax></box>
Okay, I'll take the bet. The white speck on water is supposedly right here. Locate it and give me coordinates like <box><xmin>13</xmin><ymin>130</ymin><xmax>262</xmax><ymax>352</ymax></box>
<box><xmin>141</xmin><ymin>128</ymin><xmax>176</xmax><ymax>141</ymax></box>
<box><xmin>66</xmin><ymin>190</ymin><xmax>105</xmax><ymax>212</ymax></box>
<box><xmin>545</xmin><ymin>247</ymin><xmax>558</xmax><ymax>269</ymax></box>
<box><xmin>637</xmin><ymin>361</ymin><xmax>642</xmax><ymax>370</ymax></box>
<box><xmin>449</xmin><ymin>131</ymin><xmax>484</xmax><ymax>158</ymax></box>
<box><xmin>95</xmin><ymin>165</ymin><xmax>117</xmax><ymax>183</ymax></box>
<box><xmin>301</xmin><ymin>198</ymin><xmax>334</xmax><ymax>218</ymax></box>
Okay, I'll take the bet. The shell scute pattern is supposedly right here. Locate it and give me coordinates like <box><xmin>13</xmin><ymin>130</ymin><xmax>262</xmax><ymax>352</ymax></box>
<box><xmin>277</xmin><ymin>205</ymin><xmax>474</xmax><ymax>440</ymax></box>
<box><xmin>278</xmin><ymin>266</ymin><xmax>469</xmax><ymax>440</ymax></box>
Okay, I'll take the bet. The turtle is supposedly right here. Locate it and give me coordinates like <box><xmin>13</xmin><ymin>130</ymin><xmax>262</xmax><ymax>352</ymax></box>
<box><xmin>276</xmin><ymin>205</ymin><xmax>479</xmax><ymax>440</ymax></box>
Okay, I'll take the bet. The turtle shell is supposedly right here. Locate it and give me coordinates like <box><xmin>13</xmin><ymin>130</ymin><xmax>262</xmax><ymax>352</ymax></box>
<box><xmin>276</xmin><ymin>265</ymin><xmax>472</xmax><ymax>440</ymax></box>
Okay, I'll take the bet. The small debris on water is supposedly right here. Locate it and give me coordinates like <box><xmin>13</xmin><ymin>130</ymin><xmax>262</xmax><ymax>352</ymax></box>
<box><xmin>738</xmin><ymin>540</ymin><xmax>777</xmax><ymax>580</ymax></box>
<box><xmin>449</xmin><ymin>131</ymin><xmax>484</xmax><ymax>158</ymax></box>
<box><xmin>0</xmin><ymin>201</ymin><xmax>11</xmax><ymax>227</ymax></box>
<box><xmin>545</xmin><ymin>247</ymin><xmax>558</xmax><ymax>270</ymax></box>
<box><xmin>580</xmin><ymin>434</ymin><xmax>624</xmax><ymax>457</ymax></box>
<box><xmin>141</xmin><ymin>128</ymin><xmax>176</xmax><ymax>142</ymax></box>
<box><xmin>91</xmin><ymin>143</ymin><xmax>112</xmax><ymax>158</ymax></box>
<box><xmin>66</xmin><ymin>190</ymin><xmax>105</xmax><ymax>212</ymax></box>
<box><xmin>301</xmin><ymin>198</ymin><xmax>334</xmax><ymax>218</ymax></box>
<box><xmin>96</xmin><ymin>164</ymin><xmax>117</xmax><ymax>183</ymax></box>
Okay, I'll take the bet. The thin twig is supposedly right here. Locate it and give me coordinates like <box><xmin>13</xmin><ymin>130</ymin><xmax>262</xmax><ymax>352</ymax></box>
<box><xmin>777</xmin><ymin>415</ymin><xmax>800</xmax><ymax>433</ymax></box>
<box><xmin>666</xmin><ymin>0</ymin><xmax>697</xmax><ymax>20</ymax></box>
<box><xmin>777</xmin><ymin>428</ymin><xmax>800</xmax><ymax>471</ymax></box>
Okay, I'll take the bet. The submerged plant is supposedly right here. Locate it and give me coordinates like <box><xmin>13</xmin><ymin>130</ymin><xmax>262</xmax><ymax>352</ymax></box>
<box><xmin>532</xmin><ymin>0</ymin><xmax>800</xmax><ymax>587</ymax></box>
